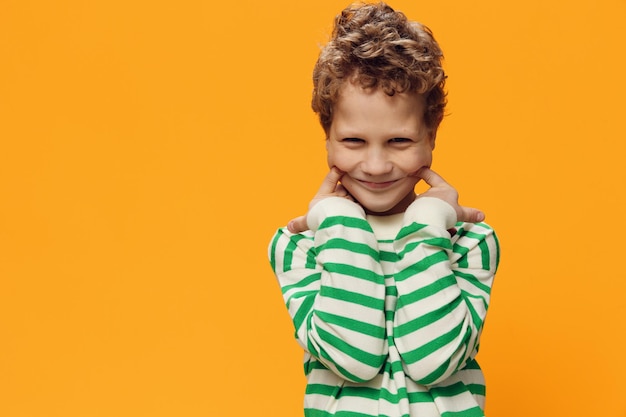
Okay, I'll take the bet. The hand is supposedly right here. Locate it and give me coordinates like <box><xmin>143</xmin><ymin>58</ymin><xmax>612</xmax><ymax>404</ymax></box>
<box><xmin>287</xmin><ymin>167</ymin><xmax>354</xmax><ymax>234</ymax></box>
<box><xmin>415</xmin><ymin>167</ymin><xmax>485</xmax><ymax>223</ymax></box>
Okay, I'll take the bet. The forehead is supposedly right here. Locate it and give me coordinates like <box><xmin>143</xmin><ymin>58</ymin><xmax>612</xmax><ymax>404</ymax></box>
<box><xmin>331</xmin><ymin>82</ymin><xmax>426</xmax><ymax>135</ymax></box>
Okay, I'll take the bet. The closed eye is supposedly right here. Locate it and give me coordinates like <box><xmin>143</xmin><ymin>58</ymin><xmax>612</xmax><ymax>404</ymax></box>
<box><xmin>389</xmin><ymin>137</ymin><xmax>412</xmax><ymax>143</ymax></box>
<box><xmin>342</xmin><ymin>137</ymin><xmax>365</xmax><ymax>143</ymax></box>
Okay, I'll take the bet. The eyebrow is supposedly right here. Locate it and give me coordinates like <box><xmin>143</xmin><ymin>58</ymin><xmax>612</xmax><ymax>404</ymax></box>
<box><xmin>332</xmin><ymin>123</ymin><xmax>421</xmax><ymax>139</ymax></box>
<box><xmin>334</xmin><ymin>130</ymin><xmax>419</xmax><ymax>139</ymax></box>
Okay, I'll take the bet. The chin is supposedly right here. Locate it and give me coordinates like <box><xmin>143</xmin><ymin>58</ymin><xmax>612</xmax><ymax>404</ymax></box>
<box><xmin>351</xmin><ymin>190</ymin><xmax>415</xmax><ymax>216</ymax></box>
<box><xmin>358</xmin><ymin>200</ymin><xmax>403</xmax><ymax>216</ymax></box>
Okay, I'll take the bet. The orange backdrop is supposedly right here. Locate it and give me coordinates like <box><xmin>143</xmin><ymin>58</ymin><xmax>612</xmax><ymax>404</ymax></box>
<box><xmin>1</xmin><ymin>0</ymin><xmax>625</xmax><ymax>416</ymax></box>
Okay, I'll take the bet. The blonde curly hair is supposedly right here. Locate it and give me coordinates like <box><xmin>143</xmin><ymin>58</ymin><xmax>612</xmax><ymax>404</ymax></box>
<box><xmin>312</xmin><ymin>2</ymin><xmax>447</xmax><ymax>136</ymax></box>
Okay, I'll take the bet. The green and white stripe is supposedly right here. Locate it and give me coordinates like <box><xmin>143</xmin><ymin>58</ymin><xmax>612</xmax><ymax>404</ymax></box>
<box><xmin>270</xmin><ymin>197</ymin><xmax>499</xmax><ymax>416</ymax></box>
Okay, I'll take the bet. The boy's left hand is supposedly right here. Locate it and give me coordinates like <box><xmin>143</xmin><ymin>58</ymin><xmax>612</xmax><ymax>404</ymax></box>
<box><xmin>415</xmin><ymin>167</ymin><xmax>485</xmax><ymax>223</ymax></box>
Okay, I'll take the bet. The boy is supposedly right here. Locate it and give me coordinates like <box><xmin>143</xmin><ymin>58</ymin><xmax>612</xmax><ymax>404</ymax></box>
<box><xmin>268</xmin><ymin>3</ymin><xmax>500</xmax><ymax>416</ymax></box>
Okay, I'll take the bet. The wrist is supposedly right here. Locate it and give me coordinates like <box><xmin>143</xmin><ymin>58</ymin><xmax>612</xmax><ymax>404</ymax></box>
<box><xmin>404</xmin><ymin>196</ymin><xmax>457</xmax><ymax>229</ymax></box>
<box><xmin>307</xmin><ymin>197</ymin><xmax>365</xmax><ymax>231</ymax></box>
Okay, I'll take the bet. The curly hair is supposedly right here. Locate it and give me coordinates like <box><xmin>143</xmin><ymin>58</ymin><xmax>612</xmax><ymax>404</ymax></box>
<box><xmin>312</xmin><ymin>2</ymin><xmax>447</xmax><ymax>136</ymax></box>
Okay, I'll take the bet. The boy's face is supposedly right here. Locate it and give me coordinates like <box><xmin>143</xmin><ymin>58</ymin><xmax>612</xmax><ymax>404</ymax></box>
<box><xmin>326</xmin><ymin>82</ymin><xmax>435</xmax><ymax>215</ymax></box>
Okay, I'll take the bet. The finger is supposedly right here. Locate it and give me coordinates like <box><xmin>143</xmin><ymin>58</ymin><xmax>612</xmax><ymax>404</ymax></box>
<box><xmin>458</xmin><ymin>206</ymin><xmax>485</xmax><ymax>223</ymax></box>
<box><xmin>416</xmin><ymin>166</ymin><xmax>448</xmax><ymax>187</ymax></box>
<box><xmin>287</xmin><ymin>215</ymin><xmax>309</xmax><ymax>233</ymax></box>
<box><xmin>318</xmin><ymin>167</ymin><xmax>344</xmax><ymax>194</ymax></box>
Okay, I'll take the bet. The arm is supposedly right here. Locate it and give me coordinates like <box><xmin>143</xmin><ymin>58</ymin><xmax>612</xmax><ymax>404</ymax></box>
<box><xmin>269</xmin><ymin>172</ymin><xmax>387</xmax><ymax>382</ymax></box>
<box><xmin>392</xmin><ymin>171</ymin><xmax>500</xmax><ymax>386</ymax></box>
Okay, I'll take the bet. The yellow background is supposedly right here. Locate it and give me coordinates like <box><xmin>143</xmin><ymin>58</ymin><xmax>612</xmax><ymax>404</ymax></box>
<box><xmin>1</xmin><ymin>0</ymin><xmax>625</xmax><ymax>416</ymax></box>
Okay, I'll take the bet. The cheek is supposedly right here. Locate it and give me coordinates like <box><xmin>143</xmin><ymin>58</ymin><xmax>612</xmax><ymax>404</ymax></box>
<box><xmin>424</xmin><ymin>153</ymin><xmax>433</xmax><ymax>169</ymax></box>
<box><xmin>326</xmin><ymin>147</ymin><xmax>357</xmax><ymax>171</ymax></box>
<box><xmin>404</xmin><ymin>149</ymin><xmax>433</xmax><ymax>172</ymax></box>
<box><xmin>339</xmin><ymin>175</ymin><xmax>360</xmax><ymax>197</ymax></box>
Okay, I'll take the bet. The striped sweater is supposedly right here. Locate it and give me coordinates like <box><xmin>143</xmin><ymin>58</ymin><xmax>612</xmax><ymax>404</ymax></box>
<box><xmin>269</xmin><ymin>196</ymin><xmax>500</xmax><ymax>417</ymax></box>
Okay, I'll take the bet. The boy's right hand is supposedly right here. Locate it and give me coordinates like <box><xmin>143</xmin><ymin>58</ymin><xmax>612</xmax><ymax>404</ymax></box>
<box><xmin>287</xmin><ymin>167</ymin><xmax>354</xmax><ymax>234</ymax></box>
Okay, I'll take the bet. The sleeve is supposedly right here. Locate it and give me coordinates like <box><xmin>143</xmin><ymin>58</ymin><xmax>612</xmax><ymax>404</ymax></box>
<box><xmin>391</xmin><ymin>197</ymin><xmax>500</xmax><ymax>386</ymax></box>
<box><xmin>268</xmin><ymin>197</ymin><xmax>387</xmax><ymax>382</ymax></box>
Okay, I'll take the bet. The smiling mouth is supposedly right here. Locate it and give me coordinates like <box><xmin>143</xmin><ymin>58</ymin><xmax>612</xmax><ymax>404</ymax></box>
<box><xmin>356</xmin><ymin>179</ymin><xmax>398</xmax><ymax>189</ymax></box>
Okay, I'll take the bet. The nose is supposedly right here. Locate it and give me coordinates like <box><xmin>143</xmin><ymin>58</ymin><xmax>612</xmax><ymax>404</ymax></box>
<box><xmin>361</xmin><ymin>149</ymin><xmax>392</xmax><ymax>176</ymax></box>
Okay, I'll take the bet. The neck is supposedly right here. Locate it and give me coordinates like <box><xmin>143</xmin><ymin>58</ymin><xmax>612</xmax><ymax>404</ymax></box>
<box><xmin>363</xmin><ymin>191</ymin><xmax>416</xmax><ymax>216</ymax></box>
